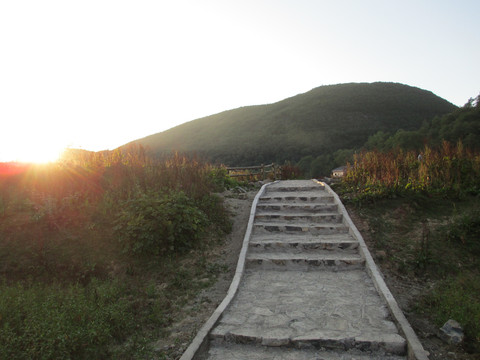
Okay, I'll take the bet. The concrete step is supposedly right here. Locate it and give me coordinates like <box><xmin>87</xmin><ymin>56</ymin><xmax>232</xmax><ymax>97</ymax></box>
<box><xmin>249</xmin><ymin>233</ymin><xmax>359</xmax><ymax>252</ymax></box>
<box><xmin>255</xmin><ymin>212</ymin><xmax>343</xmax><ymax>224</ymax></box>
<box><xmin>260</xmin><ymin>191</ymin><xmax>334</xmax><ymax>204</ymax></box>
<box><xmin>265</xmin><ymin>180</ymin><xmax>325</xmax><ymax>192</ymax></box>
<box><xmin>256</xmin><ymin>202</ymin><xmax>339</xmax><ymax>213</ymax></box>
<box><xmin>253</xmin><ymin>222</ymin><xmax>349</xmax><ymax>235</ymax></box>
<box><xmin>264</xmin><ymin>185</ymin><xmax>324</xmax><ymax>192</ymax></box>
<box><xmin>210</xmin><ymin>270</ymin><xmax>406</xmax><ymax>356</ymax></box>
<box><xmin>250</xmin><ymin>239</ymin><xmax>358</xmax><ymax>253</ymax></box>
<box><xmin>206</xmin><ymin>343</ymin><xmax>407</xmax><ymax>360</ymax></box>
<box><xmin>210</xmin><ymin>328</ymin><xmax>406</xmax><ymax>355</ymax></box>
<box><xmin>246</xmin><ymin>252</ymin><xmax>365</xmax><ymax>270</ymax></box>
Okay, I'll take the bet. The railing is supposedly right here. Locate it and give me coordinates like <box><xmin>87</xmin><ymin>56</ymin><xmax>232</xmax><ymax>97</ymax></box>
<box><xmin>226</xmin><ymin>163</ymin><xmax>281</xmax><ymax>181</ymax></box>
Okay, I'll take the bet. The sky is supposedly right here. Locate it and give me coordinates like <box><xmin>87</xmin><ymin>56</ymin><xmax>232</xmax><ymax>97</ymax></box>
<box><xmin>1</xmin><ymin>0</ymin><xmax>479</xmax><ymax>162</ymax></box>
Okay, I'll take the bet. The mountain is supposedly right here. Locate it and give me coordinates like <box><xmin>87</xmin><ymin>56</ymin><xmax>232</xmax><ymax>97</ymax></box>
<box><xmin>129</xmin><ymin>82</ymin><xmax>456</xmax><ymax>166</ymax></box>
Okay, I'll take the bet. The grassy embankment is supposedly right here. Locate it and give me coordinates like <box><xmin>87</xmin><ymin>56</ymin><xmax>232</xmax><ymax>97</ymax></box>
<box><xmin>0</xmin><ymin>147</ymin><xmax>238</xmax><ymax>359</ymax></box>
<box><xmin>334</xmin><ymin>141</ymin><xmax>480</xmax><ymax>353</ymax></box>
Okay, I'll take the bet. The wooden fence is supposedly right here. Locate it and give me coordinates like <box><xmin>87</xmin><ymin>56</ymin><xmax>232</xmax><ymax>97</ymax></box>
<box><xmin>226</xmin><ymin>163</ymin><xmax>281</xmax><ymax>181</ymax></box>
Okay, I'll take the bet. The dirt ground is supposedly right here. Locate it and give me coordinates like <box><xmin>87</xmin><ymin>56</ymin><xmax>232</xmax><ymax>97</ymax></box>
<box><xmin>159</xmin><ymin>185</ymin><xmax>477</xmax><ymax>360</ymax></box>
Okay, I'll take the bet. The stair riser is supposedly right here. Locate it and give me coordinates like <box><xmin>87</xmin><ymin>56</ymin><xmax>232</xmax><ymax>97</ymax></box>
<box><xmin>264</xmin><ymin>186</ymin><xmax>325</xmax><ymax>192</ymax></box>
<box><xmin>253</xmin><ymin>225</ymin><xmax>349</xmax><ymax>235</ymax></box>
<box><xmin>209</xmin><ymin>333</ymin><xmax>405</xmax><ymax>356</ymax></box>
<box><xmin>249</xmin><ymin>242</ymin><xmax>359</xmax><ymax>252</ymax></box>
<box><xmin>256</xmin><ymin>204</ymin><xmax>338</xmax><ymax>213</ymax></box>
<box><xmin>255</xmin><ymin>214</ymin><xmax>343</xmax><ymax>223</ymax></box>
<box><xmin>259</xmin><ymin>196</ymin><xmax>334</xmax><ymax>204</ymax></box>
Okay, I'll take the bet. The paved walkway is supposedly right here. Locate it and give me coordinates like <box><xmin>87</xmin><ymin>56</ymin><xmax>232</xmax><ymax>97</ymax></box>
<box><xmin>190</xmin><ymin>180</ymin><xmax>425</xmax><ymax>359</ymax></box>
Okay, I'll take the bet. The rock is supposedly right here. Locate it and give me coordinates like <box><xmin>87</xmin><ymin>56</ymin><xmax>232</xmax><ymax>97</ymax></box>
<box><xmin>439</xmin><ymin>319</ymin><xmax>464</xmax><ymax>344</ymax></box>
<box><xmin>376</xmin><ymin>250</ymin><xmax>387</xmax><ymax>260</ymax></box>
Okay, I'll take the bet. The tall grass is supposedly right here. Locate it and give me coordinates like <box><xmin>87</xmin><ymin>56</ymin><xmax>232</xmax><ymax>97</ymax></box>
<box><xmin>0</xmin><ymin>279</ymin><xmax>134</xmax><ymax>359</ymax></box>
<box><xmin>343</xmin><ymin>141</ymin><xmax>480</xmax><ymax>197</ymax></box>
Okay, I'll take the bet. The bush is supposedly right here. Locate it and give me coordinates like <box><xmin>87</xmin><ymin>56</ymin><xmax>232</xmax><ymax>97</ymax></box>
<box><xmin>208</xmin><ymin>166</ymin><xmax>238</xmax><ymax>191</ymax></box>
<box><xmin>115</xmin><ymin>190</ymin><xmax>208</xmax><ymax>255</ymax></box>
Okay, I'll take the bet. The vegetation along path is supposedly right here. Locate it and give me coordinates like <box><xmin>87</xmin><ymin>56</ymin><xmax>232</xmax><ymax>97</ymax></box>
<box><xmin>181</xmin><ymin>180</ymin><xmax>430</xmax><ymax>359</ymax></box>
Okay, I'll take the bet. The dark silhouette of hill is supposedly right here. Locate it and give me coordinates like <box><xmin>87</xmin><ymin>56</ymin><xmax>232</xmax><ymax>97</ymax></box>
<box><xmin>130</xmin><ymin>82</ymin><xmax>456</xmax><ymax>166</ymax></box>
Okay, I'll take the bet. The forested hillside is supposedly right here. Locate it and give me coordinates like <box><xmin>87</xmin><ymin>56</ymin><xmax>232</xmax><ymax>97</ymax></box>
<box><xmin>130</xmin><ymin>82</ymin><xmax>456</xmax><ymax>166</ymax></box>
<box><xmin>364</xmin><ymin>95</ymin><xmax>480</xmax><ymax>152</ymax></box>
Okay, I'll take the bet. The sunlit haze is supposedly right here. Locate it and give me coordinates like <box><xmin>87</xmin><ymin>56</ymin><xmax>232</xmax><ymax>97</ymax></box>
<box><xmin>1</xmin><ymin>0</ymin><xmax>479</xmax><ymax>162</ymax></box>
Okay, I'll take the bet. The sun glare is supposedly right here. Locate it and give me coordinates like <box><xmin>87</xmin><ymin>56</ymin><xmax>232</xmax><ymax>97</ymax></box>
<box><xmin>13</xmin><ymin>146</ymin><xmax>63</xmax><ymax>164</ymax></box>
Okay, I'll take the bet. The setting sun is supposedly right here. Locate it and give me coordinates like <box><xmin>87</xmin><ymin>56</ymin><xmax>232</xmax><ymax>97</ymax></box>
<box><xmin>3</xmin><ymin>143</ymin><xmax>64</xmax><ymax>164</ymax></box>
<box><xmin>0</xmin><ymin>127</ymin><xmax>68</xmax><ymax>163</ymax></box>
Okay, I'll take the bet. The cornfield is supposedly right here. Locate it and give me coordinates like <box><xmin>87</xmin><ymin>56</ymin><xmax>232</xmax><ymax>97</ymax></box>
<box><xmin>344</xmin><ymin>141</ymin><xmax>480</xmax><ymax>194</ymax></box>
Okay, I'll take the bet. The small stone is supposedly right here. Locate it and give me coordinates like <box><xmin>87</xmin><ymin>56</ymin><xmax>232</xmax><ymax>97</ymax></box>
<box><xmin>376</xmin><ymin>250</ymin><xmax>387</xmax><ymax>260</ymax></box>
<box><xmin>253</xmin><ymin>307</ymin><xmax>274</xmax><ymax>316</ymax></box>
<box><xmin>439</xmin><ymin>319</ymin><xmax>464</xmax><ymax>344</ymax></box>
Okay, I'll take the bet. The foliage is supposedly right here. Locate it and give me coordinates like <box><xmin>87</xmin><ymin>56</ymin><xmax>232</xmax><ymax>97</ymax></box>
<box><xmin>342</xmin><ymin>141</ymin><xmax>480</xmax><ymax>199</ymax></box>
<box><xmin>297</xmin><ymin>149</ymin><xmax>355</xmax><ymax>178</ymax></box>
<box><xmin>0</xmin><ymin>146</ymin><xmax>233</xmax><ymax>358</ymax></box>
<box><xmin>115</xmin><ymin>190</ymin><xmax>208</xmax><ymax>255</ymax></box>
<box><xmin>0</xmin><ymin>279</ymin><xmax>134</xmax><ymax>359</ymax></box>
<box><xmin>446</xmin><ymin>207</ymin><xmax>480</xmax><ymax>255</ymax></box>
<box><xmin>364</xmin><ymin>96</ymin><xmax>480</xmax><ymax>152</ymax></box>
<box><xmin>208</xmin><ymin>166</ymin><xmax>238</xmax><ymax>190</ymax></box>
<box><xmin>280</xmin><ymin>162</ymin><xmax>302</xmax><ymax>179</ymax></box>
<box><xmin>423</xmin><ymin>273</ymin><xmax>480</xmax><ymax>350</ymax></box>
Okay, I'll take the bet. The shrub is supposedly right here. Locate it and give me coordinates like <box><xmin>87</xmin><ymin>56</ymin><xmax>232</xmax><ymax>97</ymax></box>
<box><xmin>208</xmin><ymin>166</ymin><xmax>238</xmax><ymax>190</ymax></box>
<box><xmin>114</xmin><ymin>190</ymin><xmax>208</xmax><ymax>255</ymax></box>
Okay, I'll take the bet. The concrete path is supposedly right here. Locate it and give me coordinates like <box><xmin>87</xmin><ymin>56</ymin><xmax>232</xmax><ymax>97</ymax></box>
<box><xmin>183</xmin><ymin>180</ymin><xmax>428</xmax><ymax>360</ymax></box>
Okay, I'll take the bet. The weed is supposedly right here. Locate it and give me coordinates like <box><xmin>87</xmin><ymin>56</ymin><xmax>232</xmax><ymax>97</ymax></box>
<box><xmin>421</xmin><ymin>272</ymin><xmax>480</xmax><ymax>352</ymax></box>
<box><xmin>0</xmin><ymin>279</ymin><xmax>134</xmax><ymax>359</ymax></box>
<box><xmin>413</xmin><ymin>221</ymin><xmax>431</xmax><ymax>273</ymax></box>
<box><xmin>343</xmin><ymin>141</ymin><xmax>480</xmax><ymax>197</ymax></box>
<box><xmin>446</xmin><ymin>207</ymin><xmax>480</xmax><ymax>256</ymax></box>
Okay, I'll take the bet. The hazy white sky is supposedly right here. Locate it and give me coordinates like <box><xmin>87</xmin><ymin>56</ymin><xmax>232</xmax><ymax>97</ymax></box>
<box><xmin>1</xmin><ymin>0</ymin><xmax>479</xmax><ymax>162</ymax></box>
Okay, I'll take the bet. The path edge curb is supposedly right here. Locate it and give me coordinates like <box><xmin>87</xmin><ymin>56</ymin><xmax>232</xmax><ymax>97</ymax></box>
<box><xmin>319</xmin><ymin>180</ymin><xmax>430</xmax><ymax>360</ymax></box>
<box><xmin>179</xmin><ymin>182</ymin><xmax>274</xmax><ymax>360</ymax></box>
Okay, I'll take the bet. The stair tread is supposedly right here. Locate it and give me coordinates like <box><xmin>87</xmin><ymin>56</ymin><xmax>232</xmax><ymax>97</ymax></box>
<box><xmin>254</xmin><ymin>221</ymin><xmax>347</xmax><ymax>228</ymax></box>
<box><xmin>257</xmin><ymin>202</ymin><xmax>338</xmax><ymax>207</ymax></box>
<box><xmin>211</xmin><ymin>269</ymin><xmax>405</xmax><ymax>355</ymax></box>
<box><xmin>256</xmin><ymin>211</ymin><xmax>341</xmax><ymax>216</ymax></box>
<box><xmin>261</xmin><ymin>191</ymin><xmax>331</xmax><ymax>197</ymax></box>
<box><xmin>251</xmin><ymin>233</ymin><xmax>356</xmax><ymax>240</ymax></box>
<box><xmin>250</xmin><ymin>234</ymin><xmax>357</xmax><ymax>244</ymax></box>
<box><xmin>247</xmin><ymin>252</ymin><xmax>363</xmax><ymax>261</ymax></box>
<box><xmin>212</xmin><ymin>325</ymin><xmax>406</xmax><ymax>344</ymax></box>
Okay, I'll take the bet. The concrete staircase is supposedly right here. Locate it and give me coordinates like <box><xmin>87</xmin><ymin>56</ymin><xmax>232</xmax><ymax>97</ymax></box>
<box><xmin>182</xmin><ymin>180</ymin><xmax>428</xmax><ymax>360</ymax></box>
